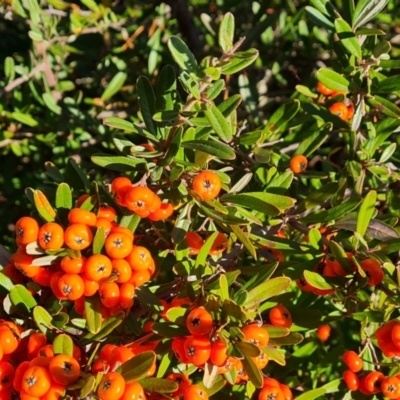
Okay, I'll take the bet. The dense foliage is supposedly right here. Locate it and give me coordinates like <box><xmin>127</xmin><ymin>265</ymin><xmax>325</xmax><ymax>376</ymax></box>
<box><xmin>1</xmin><ymin>0</ymin><xmax>400</xmax><ymax>399</ymax></box>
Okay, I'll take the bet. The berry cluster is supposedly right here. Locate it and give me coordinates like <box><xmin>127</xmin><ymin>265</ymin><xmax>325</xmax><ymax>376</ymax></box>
<box><xmin>8</xmin><ymin>202</ymin><xmax>155</xmax><ymax>317</ymax></box>
<box><xmin>317</xmin><ymin>81</ymin><xmax>355</xmax><ymax>121</ymax></box>
<box><xmin>342</xmin><ymin>349</ymin><xmax>400</xmax><ymax>398</ymax></box>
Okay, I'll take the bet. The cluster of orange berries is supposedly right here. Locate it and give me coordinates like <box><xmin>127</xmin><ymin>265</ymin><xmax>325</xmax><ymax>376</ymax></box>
<box><xmin>342</xmin><ymin>350</ymin><xmax>400</xmax><ymax>398</ymax></box>
<box><xmin>111</xmin><ymin>176</ymin><xmax>174</xmax><ymax>221</ymax></box>
<box><xmin>161</xmin><ymin>304</ymin><xmax>293</xmax><ymax>399</ymax></box>
<box><xmin>317</xmin><ymin>81</ymin><xmax>355</xmax><ymax>121</ymax></box>
<box><xmin>8</xmin><ymin>202</ymin><xmax>155</xmax><ymax>316</ymax></box>
<box><xmin>0</xmin><ymin>324</ymin><xmax>82</xmax><ymax>400</ymax></box>
<box><xmin>296</xmin><ymin>256</ymin><xmax>384</xmax><ymax>296</ymax></box>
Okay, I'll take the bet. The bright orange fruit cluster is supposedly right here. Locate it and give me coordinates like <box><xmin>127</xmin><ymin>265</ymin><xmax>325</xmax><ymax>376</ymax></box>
<box><xmin>342</xmin><ymin>348</ymin><xmax>400</xmax><ymax>398</ymax></box>
<box><xmin>111</xmin><ymin>176</ymin><xmax>173</xmax><ymax>221</ymax></box>
<box><xmin>6</xmin><ymin>203</ymin><xmax>156</xmax><ymax>318</ymax></box>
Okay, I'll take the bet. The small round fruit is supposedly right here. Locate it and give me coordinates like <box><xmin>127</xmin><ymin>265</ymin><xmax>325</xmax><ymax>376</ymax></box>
<box><xmin>192</xmin><ymin>170</ymin><xmax>221</xmax><ymax>201</ymax></box>
<box><xmin>290</xmin><ymin>155</ymin><xmax>308</xmax><ymax>174</ymax></box>
<box><xmin>381</xmin><ymin>376</ymin><xmax>400</xmax><ymax>399</ymax></box>
<box><xmin>241</xmin><ymin>324</ymin><xmax>269</xmax><ymax>347</ymax></box>
<box><xmin>15</xmin><ymin>217</ymin><xmax>39</xmax><ymax>246</ymax></box>
<box><xmin>184</xmin><ymin>384</ymin><xmax>209</xmax><ymax>400</ymax></box>
<box><xmin>329</xmin><ymin>102</ymin><xmax>349</xmax><ymax>120</ymax></box>
<box><xmin>49</xmin><ymin>355</ymin><xmax>80</xmax><ymax>386</ymax></box>
<box><xmin>269</xmin><ymin>305</ymin><xmax>292</xmax><ymax>328</ymax></box>
<box><xmin>21</xmin><ymin>366</ymin><xmax>51</xmax><ymax>397</ymax></box>
<box><xmin>343</xmin><ymin>370</ymin><xmax>360</xmax><ymax>391</ymax></box>
<box><xmin>97</xmin><ymin>371</ymin><xmax>125</xmax><ymax>400</ymax></box>
<box><xmin>316</xmin><ymin>325</ymin><xmax>331</xmax><ymax>342</ymax></box>
<box><xmin>209</xmin><ymin>233</ymin><xmax>228</xmax><ymax>256</ymax></box>
<box><xmin>317</xmin><ymin>81</ymin><xmax>334</xmax><ymax>96</ymax></box>
<box><xmin>186</xmin><ymin>307</ymin><xmax>213</xmax><ymax>335</ymax></box>
<box><xmin>259</xmin><ymin>385</ymin><xmax>285</xmax><ymax>400</ymax></box>
<box><xmin>38</xmin><ymin>223</ymin><xmax>64</xmax><ymax>250</ymax></box>
<box><xmin>186</xmin><ymin>232</ymin><xmax>204</xmax><ymax>256</ymax></box>
<box><xmin>360</xmin><ymin>258</ymin><xmax>383</xmax><ymax>286</ymax></box>
<box><xmin>342</xmin><ymin>350</ymin><xmax>363</xmax><ymax>373</ymax></box>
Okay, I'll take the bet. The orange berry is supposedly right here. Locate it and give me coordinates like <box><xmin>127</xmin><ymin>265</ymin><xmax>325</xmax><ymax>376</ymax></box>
<box><xmin>184</xmin><ymin>384</ymin><xmax>209</xmax><ymax>400</ymax></box>
<box><xmin>148</xmin><ymin>203</ymin><xmax>174</xmax><ymax>221</ymax></box>
<box><xmin>186</xmin><ymin>307</ymin><xmax>213</xmax><ymax>335</ymax></box>
<box><xmin>97</xmin><ymin>371</ymin><xmax>126</xmax><ymax>400</ymax></box>
<box><xmin>269</xmin><ymin>305</ymin><xmax>292</xmax><ymax>328</ymax></box>
<box><xmin>105</xmin><ymin>232</ymin><xmax>133</xmax><ymax>259</ymax></box>
<box><xmin>209</xmin><ymin>232</ymin><xmax>228</xmax><ymax>256</ymax></box>
<box><xmin>99</xmin><ymin>282</ymin><xmax>120</xmax><ymax>308</ymax></box>
<box><xmin>360</xmin><ymin>258</ymin><xmax>383</xmax><ymax>286</ymax></box>
<box><xmin>15</xmin><ymin>217</ymin><xmax>39</xmax><ymax>246</ymax></box>
<box><xmin>192</xmin><ymin>170</ymin><xmax>221</xmax><ymax>200</ymax></box>
<box><xmin>185</xmin><ymin>232</ymin><xmax>204</xmax><ymax>256</ymax></box>
<box><xmin>317</xmin><ymin>81</ymin><xmax>334</xmax><ymax>96</ymax></box>
<box><xmin>316</xmin><ymin>325</ymin><xmax>331</xmax><ymax>342</ymax></box>
<box><xmin>68</xmin><ymin>208</ymin><xmax>97</xmax><ymax>226</ymax></box>
<box><xmin>49</xmin><ymin>354</ymin><xmax>80</xmax><ymax>386</ymax></box>
<box><xmin>64</xmin><ymin>223</ymin><xmax>93</xmax><ymax>250</ymax></box>
<box><xmin>57</xmin><ymin>274</ymin><xmax>85</xmax><ymax>300</ymax></box>
<box><xmin>37</xmin><ymin>222</ymin><xmax>64</xmax><ymax>250</ymax></box>
<box><xmin>329</xmin><ymin>102</ymin><xmax>349</xmax><ymax>121</ymax></box>
<box><xmin>241</xmin><ymin>324</ymin><xmax>269</xmax><ymax>347</ymax></box>
<box><xmin>21</xmin><ymin>366</ymin><xmax>51</xmax><ymax>397</ymax></box>
<box><xmin>84</xmin><ymin>254</ymin><xmax>112</xmax><ymax>282</ymax></box>
<box><xmin>290</xmin><ymin>155</ymin><xmax>308</xmax><ymax>174</ymax></box>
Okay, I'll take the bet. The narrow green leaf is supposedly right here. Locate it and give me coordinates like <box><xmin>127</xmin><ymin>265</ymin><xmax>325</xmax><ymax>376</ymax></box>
<box><xmin>101</xmin><ymin>72</ymin><xmax>127</xmax><ymax>101</ymax></box>
<box><xmin>335</xmin><ymin>18</ymin><xmax>362</xmax><ymax>59</ymax></box>
<box><xmin>218</xmin><ymin>12</ymin><xmax>235</xmax><ymax>51</ymax></box>
<box><xmin>221</xmin><ymin>49</ymin><xmax>259</xmax><ymax>75</ymax></box>
<box><xmin>84</xmin><ymin>295</ymin><xmax>102</xmax><ymax>334</ymax></box>
<box><xmin>152</xmin><ymin>322</ymin><xmax>190</xmax><ymax>337</ymax></box>
<box><xmin>295</xmin><ymin>387</ymin><xmax>326</xmax><ymax>400</ymax></box>
<box><xmin>168</xmin><ymin>36</ymin><xmax>198</xmax><ymax>74</ymax></box>
<box><xmin>223</xmin><ymin>192</ymin><xmax>295</xmax><ymax>215</ymax></box>
<box><xmin>377</xmin><ymin>76</ymin><xmax>400</xmax><ymax>93</ymax></box>
<box><xmin>316</xmin><ymin>68</ymin><xmax>349</xmax><ymax>92</ymax></box>
<box><xmin>53</xmin><ymin>334</ymin><xmax>74</xmax><ymax>356</ymax></box>
<box><xmin>10</xmin><ymin>285</ymin><xmax>37</xmax><ymax>311</ymax></box>
<box><xmin>82</xmin><ymin>312</ymin><xmax>124</xmax><ymax>342</ymax></box>
<box><xmin>368</xmin><ymin>95</ymin><xmax>400</xmax><ymax>119</ymax></box>
<box><xmin>135</xmin><ymin>286</ymin><xmax>163</xmax><ymax>313</ymax></box>
<box><xmin>33</xmin><ymin>306</ymin><xmax>53</xmax><ymax>334</ymax></box>
<box><xmin>156</xmin><ymin>65</ymin><xmax>178</xmax><ymax>111</ymax></box>
<box><xmin>263</xmin><ymin>325</ymin><xmax>290</xmax><ymax>338</ymax></box>
<box><xmin>242</xmin><ymin>354</ymin><xmax>263</xmax><ymax>388</ymax></box>
<box><xmin>352</xmin><ymin>0</ymin><xmax>389</xmax><ymax>29</ymax></box>
<box><xmin>195</xmin><ymin>232</ymin><xmax>219</xmax><ymax>268</ymax></box>
<box><xmin>264</xmin><ymin>100</ymin><xmax>300</xmax><ymax>138</ymax></box>
<box><xmin>305</xmin><ymin>6</ymin><xmax>335</xmax><ymax>30</ymax></box>
<box><xmin>204</xmin><ymin>104</ymin><xmax>232</xmax><ymax>142</ymax></box>
<box><xmin>181</xmin><ymin>140</ymin><xmax>236</xmax><ymax>160</ymax></box>
<box><xmin>137</xmin><ymin>76</ymin><xmax>157</xmax><ymax>135</ymax></box>
<box><xmin>120</xmin><ymin>351</ymin><xmax>156</xmax><ymax>382</ymax></box>
<box><xmin>0</xmin><ymin>272</ymin><xmax>13</xmax><ymax>291</ymax></box>
<box><xmin>269</xmin><ymin>332</ymin><xmax>304</xmax><ymax>346</ymax></box>
<box><xmin>92</xmin><ymin>227</ymin><xmax>105</xmax><ymax>255</ymax></box>
<box><xmin>237</xmin><ymin>341</ymin><xmax>261</xmax><ymax>357</ymax></box>
<box><xmin>244</xmin><ymin>277</ymin><xmax>291</xmax><ymax>309</ymax></box>
<box><xmin>357</xmin><ymin>190</ymin><xmax>377</xmax><ymax>237</ymax></box>
<box><xmin>304</xmin><ymin>270</ymin><xmax>333</xmax><ymax>290</ymax></box>
<box><xmin>91</xmin><ymin>154</ymin><xmax>145</xmax><ymax>171</ymax></box>
<box><xmin>104</xmin><ymin>117</ymin><xmax>136</xmax><ymax>132</ymax></box>
<box><xmin>140</xmin><ymin>378</ymin><xmax>179</xmax><ymax>394</ymax></box>
<box><xmin>42</xmin><ymin>93</ymin><xmax>62</xmax><ymax>115</ymax></box>
<box><xmin>294</xmin><ymin>123</ymin><xmax>331</xmax><ymax>157</ymax></box>
<box><xmin>55</xmin><ymin>183</ymin><xmax>72</xmax><ymax>209</ymax></box>
<box><xmin>230</xmin><ymin>225</ymin><xmax>257</xmax><ymax>260</ymax></box>
<box><xmin>196</xmin><ymin>202</ymin><xmax>248</xmax><ymax>225</ymax></box>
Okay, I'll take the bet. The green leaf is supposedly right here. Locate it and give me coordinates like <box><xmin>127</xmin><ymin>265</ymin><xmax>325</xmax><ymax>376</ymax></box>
<box><xmin>33</xmin><ymin>306</ymin><xmax>53</xmax><ymax>334</ymax></box>
<box><xmin>218</xmin><ymin>12</ymin><xmax>235</xmax><ymax>52</ymax></box>
<box><xmin>300</xmin><ymin>198</ymin><xmax>361</xmax><ymax>224</ymax></box>
<box><xmin>11</xmin><ymin>112</ymin><xmax>38</xmax><ymax>127</ymax></box>
<box><xmin>316</xmin><ymin>68</ymin><xmax>349</xmax><ymax>92</ymax></box>
<box><xmin>377</xmin><ymin>76</ymin><xmax>400</xmax><ymax>93</ymax></box>
<box><xmin>269</xmin><ymin>332</ymin><xmax>304</xmax><ymax>346</ymax></box>
<box><xmin>352</xmin><ymin>0</ymin><xmax>389</xmax><ymax>29</ymax></box>
<box><xmin>230</xmin><ymin>225</ymin><xmax>257</xmax><ymax>260</ymax></box>
<box><xmin>303</xmin><ymin>270</ymin><xmax>333</xmax><ymax>290</ymax></box>
<box><xmin>92</xmin><ymin>227</ymin><xmax>105</xmax><ymax>255</ymax></box>
<box><xmin>305</xmin><ymin>6</ymin><xmax>335</xmax><ymax>30</ymax></box>
<box><xmin>80</xmin><ymin>376</ymin><xmax>96</xmax><ymax>398</ymax></box>
<box><xmin>84</xmin><ymin>295</ymin><xmax>102</xmax><ymax>334</ymax></box>
<box><xmin>181</xmin><ymin>140</ymin><xmax>236</xmax><ymax>160</ymax></box>
<box><xmin>195</xmin><ymin>231</ymin><xmax>219</xmax><ymax>269</ymax></box>
<box><xmin>168</xmin><ymin>36</ymin><xmax>198</xmax><ymax>74</ymax></box>
<box><xmin>368</xmin><ymin>95</ymin><xmax>400</xmax><ymax>119</ymax></box>
<box><xmin>221</xmin><ymin>49</ymin><xmax>259</xmax><ymax>75</ymax></box>
<box><xmin>140</xmin><ymin>378</ymin><xmax>179</xmax><ymax>394</ymax></box>
<box><xmin>53</xmin><ymin>334</ymin><xmax>74</xmax><ymax>356</ymax></box>
<box><xmin>104</xmin><ymin>117</ymin><xmax>136</xmax><ymax>133</ymax></box>
<box><xmin>156</xmin><ymin>65</ymin><xmax>178</xmax><ymax>111</ymax></box>
<box><xmin>204</xmin><ymin>104</ymin><xmax>232</xmax><ymax>142</ymax></box>
<box><xmin>357</xmin><ymin>190</ymin><xmax>377</xmax><ymax>237</ymax></box>
<box><xmin>158</xmin><ymin>127</ymin><xmax>182</xmax><ymax>167</ymax></box>
<box><xmin>295</xmin><ymin>85</ymin><xmax>318</xmax><ymax>98</ymax></box>
<box><xmin>263</xmin><ymin>345</ymin><xmax>286</xmax><ymax>365</ymax></box>
<box><xmin>0</xmin><ymin>273</ymin><xmax>13</xmax><ymax>291</ymax></box>
<box><xmin>296</xmin><ymin>182</ymin><xmax>338</xmax><ymax>213</ymax></box>
<box><xmin>294</xmin><ymin>123</ymin><xmax>331</xmax><ymax>157</ymax></box>
<box><xmin>355</xmin><ymin>28</ymin><xmax>385</xmax><ymax>35</ymax></box>
<box><xmin>55</xmin><ymin>183</ymin><xmax>72</xmax><ymax>209</ymax></box>
<box><xmin>196</xmin><ymin>202</ymin><xmax>248</xmax><ymax>225</ymax></box>
<box><xmin>137</xmin><ymin>76</ymin><xmax>157</xmax><ymax>135</ymax></box>
<box><xmin>295</xmin><ymin>387</ymin><xmax>326</xmax><ymax>400</ymax></box>
<box><xmin>91</xmin><ymin>154</ymin><xmax>145</xmax><ymax>171</ymax></box>
<box><xmin>82</xmin><ymin>312</ymin><xmax>124</xmax><ymax>342</ymax></box>
<box><xmin>236</xmin><ymin>341</ymin><xmax>261</xmax><ymax>357</ymax></box>
<box><xmin>334</xmin><ymin>18</ymin><xmax>362</xmax><ymax>59</ymax></box>
<box><xmin>152</xmin><ymin>110</ymin><xmax>179</xmax><ymax>122</ymax></box>
<box><xmin>42</xmin><ymin>93</ymin><xmax>62</xmax><ymax>115</ymax></box>
<box><xmin>223</xmin><ymin>192</ymin><xmax>295</xmax><ymax>215</ymax></box>
<box><xmin>101</xmin><ymin>72</ymin><xmax>127</xmax><ymax>101</ymax></box>
<box><xmin>263</xmin><ymin>325</ymin><xmax>290</xmax><ymax>338</ymax></box>
<box><xmin>244</xmin><ymin>277</ymin><xmax>291</xmax><ymax>309</ymax></box>
<box><xmin>120</xmin><ymin>351</ymin><xmax>156</xmax><ymax>382</ymax></box>
<box><xmin>242</xmin><ymin>354</ymin><xmax>263</xmax><ymax>388</ymax></box>
<box><xmin>264</xmin><ymin>100</ymin><xmax>300</xmax><ymax>138</ymax></box>
<box><xmin>10</xmin><ymin>285</ymin><xmax>37</xmax><ymax>311</ymax></box>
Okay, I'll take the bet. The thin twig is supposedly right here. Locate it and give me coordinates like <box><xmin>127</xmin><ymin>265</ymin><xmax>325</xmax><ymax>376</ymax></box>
<box><xmin>0</xmin><ymin>63</ymin><xmax>45</xmax><ymax>95</ymax></box>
